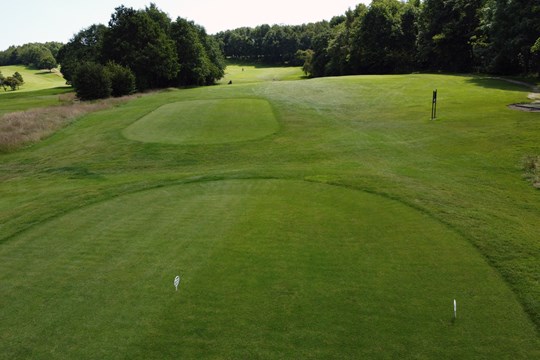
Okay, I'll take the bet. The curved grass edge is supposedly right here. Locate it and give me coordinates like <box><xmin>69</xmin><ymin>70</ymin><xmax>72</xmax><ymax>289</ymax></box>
<box><xmin>121</xmin><ymin>97</ymin><xmax>282</xmax><ymax>146</ymax></box>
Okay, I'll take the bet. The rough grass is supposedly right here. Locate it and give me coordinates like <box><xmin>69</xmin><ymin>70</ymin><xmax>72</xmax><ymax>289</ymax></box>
<box><xmin>523</xmin><ymin>155</ymin><xmax>540</xmax><ymax>188</ymax></box>
<box><xmin>0</xmin><ymin>95</ymin><xmax>135</xmax><ymax>152</ymax></box>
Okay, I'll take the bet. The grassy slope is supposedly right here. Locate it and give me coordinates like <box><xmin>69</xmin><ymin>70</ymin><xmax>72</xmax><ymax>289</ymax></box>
<box><xmin>0</xmin><ymin>67</ymin><xmax>539</xmax><ymax>357</ymax></box>
<box><xmin>0</xmin><ymin>65</ymin><xmax>67</xmax><ymax>92</ymax></box>
<box><xmin>0</xmin><ymin>65</ymin><xmax>71</xmax><ymax>116</ymax></box>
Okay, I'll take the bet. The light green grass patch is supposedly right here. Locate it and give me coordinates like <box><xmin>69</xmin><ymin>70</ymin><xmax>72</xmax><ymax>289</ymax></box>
<box><xmin>1</xmin><ymin>179</ymin><xmax>537</xmax><ymax>358</ymax></box>
<box><xmin>0</xmin><ymin>65</ymin><xmax>67</xmax><ymax>93</ymax></box>
<box><xmin>219</xmin><ymin>64</ymin><xmax>304</xmax><ymax>84</ymax></box>
<box><xmin>123</xmin><ymin>98</ymin><xmax>279</xmax><ymax>145</ymax></box>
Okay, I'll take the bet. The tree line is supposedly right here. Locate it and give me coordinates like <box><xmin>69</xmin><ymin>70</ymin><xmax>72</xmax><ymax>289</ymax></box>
<box><xmin>216</xmin><ymin>0</ymin><xmax>540</xmax><ymax>77</ymax></box>
<box><xmin>0</xmin><ymin>42</ymin><xmax>61</xmax><ymax>71</ymax></box>
<box><xmin>58</xmin><ymin>4</ymin><xmax>225</xmax><ymax>99</ymax></box>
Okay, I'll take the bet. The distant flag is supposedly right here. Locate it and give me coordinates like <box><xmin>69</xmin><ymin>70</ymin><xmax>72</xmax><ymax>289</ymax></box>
<box><xmin>174</xmin><ymin>275</ymin><xmax>180</xmax><ymax>291</ymax></box>
<box><xmin>454</xmin><ymin>299</ymin><xmax>457</xmax><ymax>319</ymax></box>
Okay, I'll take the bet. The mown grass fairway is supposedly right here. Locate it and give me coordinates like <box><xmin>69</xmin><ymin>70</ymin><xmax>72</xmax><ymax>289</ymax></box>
<box><xmin>0</xmin><ymin>65</ymin><xmax>71</xmax><ymax>116</ymax></box>
<box><xmin>0</xmin><ymin>65</ymin><xmax>67</xmax><ymax>93</ymax></box>
<box><xmin>219</xmin><ymin>63</ymin><xmax>304</xmax><ymax>84</ymax></box>
<box><xmin>1</xmin><ymin>68</ymin><xmax>539</xmax><ymax>358</ymax></box>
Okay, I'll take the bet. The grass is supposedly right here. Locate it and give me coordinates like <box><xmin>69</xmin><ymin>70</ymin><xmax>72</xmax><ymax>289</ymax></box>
<box><xmin>219</xmin><ymin>63</ymin><xmax>304</xmax><ymax>84</ymax></box>
<box><xmin>0</xmin><ymin>68</ymin><xmax>539</xmax><ymax>358</ymax></box>
<box><xmin>0</xmin><ymin>65</ymin><xmax>67</xmax><ymax>93</ymax></box>
<box><xmin>0</xmin><ymin>65</ymin><xmax>72</xmax><ymax>117</ymax></box>
<box><xmin>123</xmin><ymin>98</ymin><xmax>279</xmax><ymax>145</ymax></box>
<box><xmin>0</xmin><ymin>94</ymin><xmax>137</xmax><ymax>152</ymax></box>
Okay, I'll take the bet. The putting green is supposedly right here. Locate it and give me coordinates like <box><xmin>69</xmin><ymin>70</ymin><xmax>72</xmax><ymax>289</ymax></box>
<box><xmin>122</xmin><ymin>98</ymin><xmax>279</xmax><ymax>145</ymax></box>
<box><xmin>1</xmin><ymin>180</ymin><xmax>537</xmax><ymax>358</ymax></box>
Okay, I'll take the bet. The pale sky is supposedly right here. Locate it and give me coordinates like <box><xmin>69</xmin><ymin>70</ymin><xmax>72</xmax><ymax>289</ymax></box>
<box><xmin>1</xmin><ymin>0</ymin><xmax>371</xmax><ymax>50</ymax></box>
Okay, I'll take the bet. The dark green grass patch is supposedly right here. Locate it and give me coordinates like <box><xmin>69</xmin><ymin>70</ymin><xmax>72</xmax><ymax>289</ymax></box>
<box><xmin>123</xmin><ymin>98</ymin><xmax>279</xmax><ymax>145</ymax></box>
<box><xmin>1</xmin><ymin>180</ymin><xmax>537</xmax><ymax>359</ymax></box>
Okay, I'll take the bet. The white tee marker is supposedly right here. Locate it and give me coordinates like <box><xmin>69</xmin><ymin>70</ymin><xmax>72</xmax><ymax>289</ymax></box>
<box><xmin>174</xmin><ymin>276</ymin><xmax>180</xmax><ymax>291</ymax></box>
<box><xmin>453</xmin><ymin>299</ymin><xmax>457</xmax><ymax>319</ymax></box>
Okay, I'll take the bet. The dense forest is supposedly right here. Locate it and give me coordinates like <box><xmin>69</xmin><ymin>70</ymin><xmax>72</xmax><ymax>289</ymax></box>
<box><xmin>216</xmin><ymin>0</ymin><xmax>540</xmax><ymax>77</ymax></box>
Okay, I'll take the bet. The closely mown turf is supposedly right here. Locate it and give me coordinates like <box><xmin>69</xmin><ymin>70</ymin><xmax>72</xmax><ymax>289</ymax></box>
<box><xmin>0</xmin><ymin>67</ymin><xmax>539</xmax><ymax>358</ymax></box>
<box><xmin>123</xmin><ymin>98</ymin><xmax>279</xmax><ymax>145</ymax></box>
<box><xmin>219</xmin><ymin>63</ymin><xmax>305</xmax><ymax>84</ymax></box>
<box><xmin>1</xmin><ymin>180</ymin><xmax>537</xmax><ymax>358</ymax></box>
<box><xmin>0</xmin><ymin>65</ymin><xmax>67</xmax><ymax>93</ymax></box>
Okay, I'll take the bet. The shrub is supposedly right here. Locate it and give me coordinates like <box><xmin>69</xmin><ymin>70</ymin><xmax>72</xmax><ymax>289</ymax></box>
<box><xmin>72</xmin><ymin>62</ymin><xmax>112</xmax><ymax>100</ymax></box>
<box><xmin>105</xmin><ymin>62</ymin><xmax>136</xmax><ymax>97</ymax></box>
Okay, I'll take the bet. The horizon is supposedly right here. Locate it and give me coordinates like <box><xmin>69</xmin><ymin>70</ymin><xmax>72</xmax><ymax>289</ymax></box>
<box><xmin>1</xmin><ymin>0</ymin><xmax>370</xmax><ymax>50</ymax></box>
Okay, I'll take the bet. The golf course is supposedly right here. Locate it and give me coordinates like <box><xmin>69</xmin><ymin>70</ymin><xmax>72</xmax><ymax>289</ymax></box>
<box><xmin>1</xmin><ymin>64</ymin><xmax>539</xmax><ymax>358</ymax></box>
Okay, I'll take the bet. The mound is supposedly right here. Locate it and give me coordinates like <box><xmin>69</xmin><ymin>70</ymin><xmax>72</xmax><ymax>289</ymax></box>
<box><xmin>123</xmin><ymin>98</ymin><xmax>279</xmax><ymax>145</ymax></box>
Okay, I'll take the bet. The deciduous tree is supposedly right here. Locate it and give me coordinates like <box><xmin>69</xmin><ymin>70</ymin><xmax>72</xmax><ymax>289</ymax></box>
<box><xmin>102</xmin><ymin>5</ymin><xmax>179</xmax><ymax>90</ymax></box>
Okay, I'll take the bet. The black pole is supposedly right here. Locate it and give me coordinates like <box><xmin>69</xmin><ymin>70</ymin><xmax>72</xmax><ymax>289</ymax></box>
<box><xmin>432</xmin><ymin>89</ymin><xmax>438</xmax><ymax>120</ymax></box>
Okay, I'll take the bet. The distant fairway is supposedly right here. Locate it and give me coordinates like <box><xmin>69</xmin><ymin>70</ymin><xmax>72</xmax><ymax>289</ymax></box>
<box><xmin>123</xmin><ymin>98</ymin><xmax>279</xmax><ymax>145</ymax></box>
<box><xmin>1</xmin><ymin>67</ymin><xmax>539</xmax><ymax>358</ymax></box>
<box><xmin>219</xmin><ymin>63</ymin><xmax>304</xmax><ymax>84</ymax></box>
<box><xmin>0</xmin><ymin>65</ymin><xmax>71</xmax><ymax>116</ymax></box>
<box><xmin>0</xmin><ymin>65</ymin><xmax>67</xmax><ymax>93</ymax></box>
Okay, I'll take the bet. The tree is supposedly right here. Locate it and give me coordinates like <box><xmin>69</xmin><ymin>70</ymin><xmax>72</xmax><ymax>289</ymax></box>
<box><xmin>309</xmin><ymin>29</ymin><xmax>333</xmax><ymax>77</ymax></box>
<box><xmin>532</xmin><ymin>38</ymin><xmax>540</xmax><ymax>54</ymax></box>
<box><xmin>105</xmin><ymin>62</ymin><xmax>136</xmax><ymax>97</ymax></box>
<box><xmin>57</xmin><ymin>24</ymin><xmax>107</xmax><ymax>84</ymax></box>
<box><xmin>0</xmin><ymin>72</ymin><xmax>23</xmax><ymax>91</ymax></box>
<box><xmin>475</xmin><ymin>0</ymin><xmax>540</xmax><ymax>74</ymax></box>
<box><xmin>13</xmin><ymin>72</ymin><xmax>24</xmax><ymax>84</ymax></box>
<box><xmin>4</xmin><ymin>76</ymin><xmax>21</xmax><ymax>91</ymax></box>
<box><xmin>262</xmin><ymin>25</ymin><xmax>299</xmax><ymax>64</ymax></box>
<box><xmin>102</xmin><ymin>5</ymin><xmax>179</xmax><ymax>90</ymax></box>
<box><xmin>37</xmin><ymin>52</ymin><xmax>57</xmax><ymax>71</ymax></box>
<box><xmin>197</xmin><ymin>25</ymin><xmax>226</xmax><ymax>84</ymax></box>
<box><xmin>296</xmin><ymin>49</ymin><xmax>314</xmax><ymax>76</ymax></box>
<box><xmin>72</xmin><ymin>62</ymin><xmax>112</xmax><ymax>100</ymax></box>
<box><xmin>418</xmin><ymin>0</ymin><xmax>484</xmax><ymax>72</ymax></box>
<box><xmin>353</xmin><ymin>0</ymin><xmax>414</xmax><ymax>74</ymax></box>
<box><xmin>171</xmin><ymin>17</ymin><xmax>209</xmax><ymax>86</ymax></box>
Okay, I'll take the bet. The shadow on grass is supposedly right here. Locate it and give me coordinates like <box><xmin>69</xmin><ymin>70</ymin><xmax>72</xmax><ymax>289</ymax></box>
<box><xmin>35</xmin><ymin>70</ymin><xmax>56</xmax><ymax>75</ymax></box>
<box><xmin>465</xmin><ymin>77</ymin><xmax>533</xmax><ymax>92</ymax></box>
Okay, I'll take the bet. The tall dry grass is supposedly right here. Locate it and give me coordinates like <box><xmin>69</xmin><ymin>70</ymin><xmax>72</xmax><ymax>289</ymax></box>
<box><xmin>523</xmin><ymin>155</ymin><xmax>540</xmax><ymax>188</ymax></box>
<box><xmin>0</xmin><ymin>95</ymin><xmax>136</xmax><ymax>152</ymax></box>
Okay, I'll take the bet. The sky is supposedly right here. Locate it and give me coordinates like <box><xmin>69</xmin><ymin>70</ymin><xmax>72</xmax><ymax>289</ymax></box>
<box><xmin>1</xmin><ymin>0</ymin><xmax>371</xmax><ymax>50</ymax></box>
